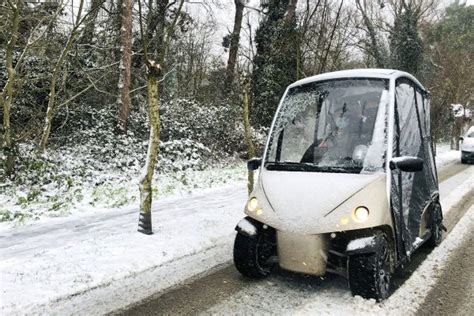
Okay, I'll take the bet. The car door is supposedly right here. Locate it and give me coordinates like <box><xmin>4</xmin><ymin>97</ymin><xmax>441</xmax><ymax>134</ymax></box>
<box><xmin>391</xmin><ymin>78</ymin><xmax>431</xmax><ymax>257</ymax></box>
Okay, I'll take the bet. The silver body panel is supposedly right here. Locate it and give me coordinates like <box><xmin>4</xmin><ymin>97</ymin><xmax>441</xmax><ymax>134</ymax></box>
<box><xmin>277</xmin><ymin>232</ymin><xmax>328</xmax><ymax>275</ymax></box>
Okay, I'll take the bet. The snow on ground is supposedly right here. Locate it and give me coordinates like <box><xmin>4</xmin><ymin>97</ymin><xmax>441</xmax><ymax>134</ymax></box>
<box><xmin>0</xmin><ymin>146</ymin><xmax>468</xmax><ymax>315</ymax></box>
<box><xmin>435</xmin><ymin>143</ymin><xmax>461</xmax><ymax>167</ymax></box>
<box><xmin>440</xmin><ymin>166</ymin><xmax>474</xmax><ymax>215</ymax></box>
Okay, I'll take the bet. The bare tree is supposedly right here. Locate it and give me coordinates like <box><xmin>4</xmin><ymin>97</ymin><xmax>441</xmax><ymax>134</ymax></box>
<box><xmin>318</xmin><ymin>0</ymin><xmax>344</xmax><ymax>74</ymax></box>
<box><xmin>170</xmin><ymin>17</ymin><xmax>215</xmax><ymax>99</ymax></box>
<box><xmin>284</xmin><ymin>0</ymin><xmax>298</xmax><ymax>23</ymax></box>
<box><xmin>38</xmin><ymin>0</ymin><xmax>87</xmax><ymax>153</ymax></box>
<box><xmin>355</xmin><ymin>0</ymin><xmax>387</xmax><ymax>68</ymax></box>
<box><xmin>79</xmin><ymin>0</ymin><xmax>106</xmax><ymax>44</ymax></box>
<box><xmin>137</xmin><ymin>0</ymin><xmax>185</xmax><ymax>235</ymax></box>
<box><xmin>297</xmin><ymin>0</ymin><xmax>354</xmax><ymax>76</ymax></box>
<box><xmin>1</xmin><ymin>0</ymin><xmax>22</xmax><ymax>176</ymax></box>
<box><xmin>224</xmin><ymin>0</ymin><xmax>246</xmax><ymax>95</ymax></box>
<box><xmin>2</xmin><ymin>0</ymin><xmax>63</xmax><ymax>174</ymax></box>
<box><xmin>116</xmin><ymin>0</ymin><xmax>133</xmax><ymax>132</ymax></box>
<box><xmin>241</xmin><ymin>75</ymin><xmax>255</xmax><ymax>194</ymax></box>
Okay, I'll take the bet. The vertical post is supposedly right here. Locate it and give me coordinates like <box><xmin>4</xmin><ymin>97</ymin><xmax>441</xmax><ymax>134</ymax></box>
<box><xmin>242</xmin><ymin>76</ymin><xmax>256</xmax><ymax>194</ymax></box>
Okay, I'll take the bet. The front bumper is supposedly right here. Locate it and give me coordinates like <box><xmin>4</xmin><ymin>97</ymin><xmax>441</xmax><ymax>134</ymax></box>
<box><xmin>277</xmin><ymin>231</ymin><xmax>328</xmax><ymax>275</ymax></box>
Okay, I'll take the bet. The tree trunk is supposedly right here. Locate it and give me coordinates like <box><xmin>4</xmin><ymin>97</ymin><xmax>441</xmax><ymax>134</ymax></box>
<box><xmin>284</xmin><ymin>0</ymin><xmax>298</xmax><ymax>23</ymax></box>
<box><xmin>355</xmin><ymin>0</ymin><xmax>385</xmax><ymax>68</ymax></box>
<box><xmin>116</xmin><ymin>0</ymin><xmax>133</xmax><ymax>132</ymax></box>
<box><xmin>1</xmin><ymin>0</ymin><xmax>21</xmax><ymax>176</ymax></box>
<box><xmin>451</xmin><ymin>117</ymin><xmax>462</xmax><ymax>150</ymax></box>
<box><xmin>137</xmin><ymin>0</ymin><xmax>184</xmax><ymax>234</ymax></box>
<box><xmin>38</xmin><ymin>0</ymin><xmax>85</xmax><ymax>153</ymax></box>
<box><xmin>224</xmin><ymin>0</ymin><xmax>245</xmax><ymax>95</ymax></box>
<box><xmin>242</xmin><ymin>77</ymin><xmax>255</xmax><ymax>194</ymax></box>
<box><xmin>79</xmin><ymin>0</ymin><xmax>105</xmax><ymax>44</ymax></box>
<box><xmin>318</xmin><ymin>0</ymin><xmax>343</xmax><ymax>74</ymax></box>
<box><xmin>138</xmin><ymin>63</ymin><xmax>161</xmax><ymax>235</ymax></box>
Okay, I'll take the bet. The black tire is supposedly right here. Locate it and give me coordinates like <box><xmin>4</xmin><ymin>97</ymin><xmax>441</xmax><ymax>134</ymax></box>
<box><xmin>461</xmin><ymin>158</ymin><xmax>467</xmax><ymax>164</ymax></box>
<box><xmin>426</xmin><ymin>202</ymin><xmax>443</xmax><ymax>248</ymax></box>
<box><xmin>348</xmin><ymin>234</ymin><xmax>392</xmax><ymax>301</ymax></box>
<box><xmin>233</xmin><ymin>231</ymin><xmax>276</xmax><ymax>279</ymax></box>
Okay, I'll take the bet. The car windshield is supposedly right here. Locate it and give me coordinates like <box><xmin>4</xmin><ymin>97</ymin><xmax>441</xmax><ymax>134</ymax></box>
<box><xmin>265</xmin><ymin>78</ymin><xmax>389</xmax><ymax>174</ymax></box>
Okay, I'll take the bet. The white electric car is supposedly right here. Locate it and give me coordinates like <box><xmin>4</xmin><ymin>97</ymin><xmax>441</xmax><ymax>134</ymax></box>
<box><xmin>233</xmin><ymin>69</ymin><xmax>443</xmax><ymax>301</ymax></box>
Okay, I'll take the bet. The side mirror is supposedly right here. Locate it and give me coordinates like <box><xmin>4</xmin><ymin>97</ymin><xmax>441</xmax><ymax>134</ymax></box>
<box><xmin>247</xmin><ymin>158</ymin><xmax>262</xmax><ymax>171</ymax></box>
<box><xmin>390</xmin><ymin>156</ymin><xmax>423</xmax><ymax>172</ymax></box>
<box><xmin>459</xmin><ymin>136</ymin><xmax>464</xmax><ymax>142</ymax></box>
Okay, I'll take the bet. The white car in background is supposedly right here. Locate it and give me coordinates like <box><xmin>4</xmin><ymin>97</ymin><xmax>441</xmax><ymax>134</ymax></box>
<box><xmin>460</xmin><ymin>126</ymin><xmax>474</xmax><ymax>164</ymax></box>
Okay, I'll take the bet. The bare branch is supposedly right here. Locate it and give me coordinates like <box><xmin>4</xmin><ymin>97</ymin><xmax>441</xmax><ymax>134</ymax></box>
<box><xmin>57</xmin><ymin>74</ymin><xmax>107</xmax><ymax>108</ymax></box>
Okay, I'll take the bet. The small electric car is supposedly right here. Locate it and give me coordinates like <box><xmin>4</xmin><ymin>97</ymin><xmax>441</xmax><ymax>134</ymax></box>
<box><xmin>233</xmin><ymin>69</ymin><xmax>443</xmax><ymax>301</ymax></box>
<box><xmin>460</xmin><ymin>126</ymin><xmax>474</xmax><ymax>164</ymax></box>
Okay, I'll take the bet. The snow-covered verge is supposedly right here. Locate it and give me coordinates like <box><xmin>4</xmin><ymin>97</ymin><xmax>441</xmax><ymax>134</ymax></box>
<box><xmin>435</xmin><ymin>143</ymin><xmax>461</xmax><ymax>167</ymax></box>
<box><xmin>0</xmin><ymin>146</ymin><xmax>467</xmax><ymax>315</ymax></box>
<box><xmin>0</xmin><ymin>152</ymin><xmax>246</xmax><ymax>223</ymax></box>
<box><xmin>0</xmin><ymin>99</ymin><xmax>269</xmax><ymax>223</ymax></box>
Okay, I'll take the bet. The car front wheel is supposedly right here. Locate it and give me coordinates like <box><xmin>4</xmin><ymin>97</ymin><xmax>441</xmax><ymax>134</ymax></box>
<box><xmin>348</xmin><ymin>233</ymin><xmax>392</xmax><ymax>301</ymax></box>
<box><xmin>233</xmin><ymin>229</ymin><xmax>276</xmax><ymax>279</ymax></box>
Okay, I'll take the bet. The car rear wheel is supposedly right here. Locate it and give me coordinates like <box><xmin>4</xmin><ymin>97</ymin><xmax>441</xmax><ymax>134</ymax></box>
<box><xmin>348</xmin><ymin>234</ymin><xmax>392</xmax><ymax>301</ymax></box>
<box><xmin>427</xmin><ymin>202</ymin><xmax>443</xmax><ymax>248</ymax></box>
<box><xmin>233</xmin><ymin>230</ymin><xmax>276</xmax><ymax>279</ymax></box>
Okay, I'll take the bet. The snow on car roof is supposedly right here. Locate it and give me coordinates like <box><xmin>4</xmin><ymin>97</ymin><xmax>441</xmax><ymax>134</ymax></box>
<box><xmin>289</xmin><ymin>68</ymin><xmax>426</xmax><ymax>91</ymax></box>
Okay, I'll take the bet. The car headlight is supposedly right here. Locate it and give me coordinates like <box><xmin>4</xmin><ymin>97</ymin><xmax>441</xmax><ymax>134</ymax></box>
<box><xmin>352</xmin><ymin>206</ymin><xmax>369</xmax><ymax>223</ymax></box>
<box><xmin>247</xmin><ymin>197</ymin><xmax>259</xmax><ymax>212</ymax></box>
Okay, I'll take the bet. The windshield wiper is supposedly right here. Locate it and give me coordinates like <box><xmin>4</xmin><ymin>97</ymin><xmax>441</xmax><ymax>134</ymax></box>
<box><xmin>266</xmin><ymin>162</ymin><xmax>319</xmax><ymax>171</ymax></box>
<box><xmin>265</xmin><ymin>162</ymin><xmax>362</xmax><ymax>173</ymax></box>
<box><xmin>316</xmin><ymin>165</ymin><xmax>363</xmax><ymax>173</ymax></box>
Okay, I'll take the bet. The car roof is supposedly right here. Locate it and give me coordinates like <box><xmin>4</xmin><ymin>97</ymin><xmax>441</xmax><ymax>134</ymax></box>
<box><xmin>288</xmin><ymin>68</ymin><xmax>426</xmax><ymax>91</ymax></box>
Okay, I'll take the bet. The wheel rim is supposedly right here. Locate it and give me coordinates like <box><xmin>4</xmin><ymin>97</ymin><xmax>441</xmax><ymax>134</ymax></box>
<box><xmin>432</xmin><ymin>206</ymin><xmax>442</xmax><ymax>245</ymax></box>
<box><xmin>433</xmin><ymin>222</ymin><xmax>442</xmax><ymax>244</ymax></box>
<box><xmin>255</xmin><ymin>234</ymin><xmax>275</xmax><ymax>273</ymax></box>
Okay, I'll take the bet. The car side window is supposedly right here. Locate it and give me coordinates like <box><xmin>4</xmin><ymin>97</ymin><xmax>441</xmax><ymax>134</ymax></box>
<box><xmin>415</xmin><ymin>89</ymin><xmax>426</xmax><ymax>138</ymax></box>
<box><xmin>395</xmin><ymin>80</ymin><xmax>421</xmax><ymax>158</ymax></box>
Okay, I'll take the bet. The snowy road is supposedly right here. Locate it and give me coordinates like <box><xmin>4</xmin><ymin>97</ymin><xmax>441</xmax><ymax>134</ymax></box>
<box><xmin>116</xmin><ymin>162</ymin><xmax>474</xmax><ymax>316</ymax></box>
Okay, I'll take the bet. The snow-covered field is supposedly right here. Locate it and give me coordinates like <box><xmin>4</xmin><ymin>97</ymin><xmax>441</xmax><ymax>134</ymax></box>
<box><xmin>0</xmin><ymin>145</ymin><xmax>471</xmax><ymax>315</ymax></box>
